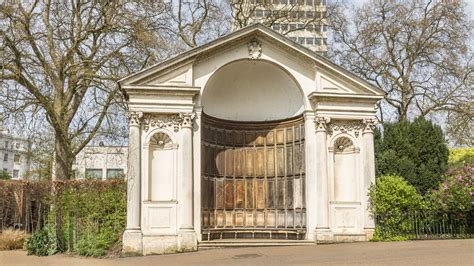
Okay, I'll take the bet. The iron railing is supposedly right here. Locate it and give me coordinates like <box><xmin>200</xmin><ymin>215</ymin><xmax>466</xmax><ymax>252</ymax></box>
<box><xmin>375</xmin><ymin>211</ymin><xmax>474</xmax><ymax>240</ymax></box>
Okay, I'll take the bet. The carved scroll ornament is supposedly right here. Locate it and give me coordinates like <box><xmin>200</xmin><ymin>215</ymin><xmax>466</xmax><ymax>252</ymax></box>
<box><xmin>142</xmin><ymin>112</ymin><xmax>195</xmax><ymax>132</ymax></box>
<box><xmin>327</xmin><ymin>120</ymin><xmax>365</xmax><ymax>137</ymax></box>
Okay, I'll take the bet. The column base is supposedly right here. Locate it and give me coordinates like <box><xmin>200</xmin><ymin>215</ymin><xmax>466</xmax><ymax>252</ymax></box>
<box><xmin>364</xmin><ymin>227</ymin><xmax>375</xmax><ymax>241</ymax></box>
<box><xmin>178</xmin><ymin>229</ymin><xmax>198</xmax><ymax>252</ymax></box>
<box><xmin>142</xmin><ymin>230</ymin><xmax>197</xmax><ymax>256</ymax></box>
<box><xmin>122</xmin><ymin>229</ymin><xmax>143</xmax><ymax>256</ymax></box>
<box><xmin>315</xmin><ymin>227</ymin><xmax>333</xmax><ymax>243</ymax></box>
<box><xmin>314</xmin><ymin>228</ymin><xmax>375</xmax><ymax>243</ymax></box>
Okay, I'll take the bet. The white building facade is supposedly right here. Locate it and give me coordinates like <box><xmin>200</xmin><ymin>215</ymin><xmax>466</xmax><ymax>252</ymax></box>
<box><xmin>0</xmin><ymin>121</ymin><xmax>31</xmax><ymax>180</ymax></box>
<box><xmin>119</xmin><ymin>24</ymin><xmax>384</xmax><ymax>255</ymax></box>
<box><xmin>73</xmin><ymin>146</ymin><xmax>128</xmax><ymax>180</ymax></box>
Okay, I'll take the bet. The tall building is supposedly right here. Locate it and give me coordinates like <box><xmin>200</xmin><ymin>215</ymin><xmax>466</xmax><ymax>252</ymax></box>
<box><xmin>232</xmin><ymin>0</ymin><xmax>327</xmax><ymax>53</ymax></box>
<box><xmin>0</xmin><ymin>119</ymin><xmax>31</xmax><ymax>180</ymax></box>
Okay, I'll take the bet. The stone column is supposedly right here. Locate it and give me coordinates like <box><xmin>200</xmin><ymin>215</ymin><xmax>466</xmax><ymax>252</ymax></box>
<box><xmin>362</xmin><ymin>118</ymin><xmax>376</xmax><ymax>238</ymax></box>
<box><xmin>304</xmin><ymin>112</ymin><xmax>317</xmax><ymax>241</ymax></box>
<box><xmin>315</xmin><ymin>116</ymin><xmax>331</xmax><ymax>242</ymax></box>
<box><xmin>178</xmin><ymin>112</ymin><xmax>197</xmax><ymax>251</ymax></box>
<box><xmin>123</xmin><ymin>111</ymin><xmax>143</xmax><ymax>255</ymax></box>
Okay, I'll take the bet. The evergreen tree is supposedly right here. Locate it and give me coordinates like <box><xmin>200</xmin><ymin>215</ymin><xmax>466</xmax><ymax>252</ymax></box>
<box><xmin>376</xmin><ymin>117</ymin><xmax>449</xmax><ymax>194</ymax></box>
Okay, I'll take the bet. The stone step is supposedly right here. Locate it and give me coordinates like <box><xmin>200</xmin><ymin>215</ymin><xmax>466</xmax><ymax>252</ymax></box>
<box><xmin>198</xmin><ymin>239</ymin><xmax>316</xmax><ymax>248</ymax></box>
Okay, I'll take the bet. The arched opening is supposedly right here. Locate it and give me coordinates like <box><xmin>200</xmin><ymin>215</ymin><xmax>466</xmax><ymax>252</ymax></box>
<box><xmin>200</xmin><ymin>60</ymin><xmax>306</xmax><ymax>240</ymax></box>
<box><xmin>201</xmin><ymin>60</ymin><xmax>305</xmax><ymax>121</ymax></box>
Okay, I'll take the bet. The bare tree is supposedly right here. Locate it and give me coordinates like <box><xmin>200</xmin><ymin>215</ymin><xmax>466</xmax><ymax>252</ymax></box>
<box><xmin>0</xmin><ymin>1</ymin><xmax>173</xmax><ymax>180</ymax></box>
<box><xmin>329</xmin><ymin>0</ymin><xmax>473</xmax><ymax>131</ymax></box>
<box><xmin>163</xmin><ymin>0</ymin><xmax>231</xmax><ymax>49</ymax></box>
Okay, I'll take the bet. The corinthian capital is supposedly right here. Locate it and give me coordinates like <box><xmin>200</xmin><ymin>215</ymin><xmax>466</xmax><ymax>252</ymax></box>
<box><xmin>363</xmin><ymin>118</ymin><xmax>376</xmax><ymax>133</ymax></box>
<box><xmin>315</xmin><ymin>116</ymin><xmax>330</xmax><ymax>132</ymax></box>
<box><xmin>180</xmin><ymin>112</ymin><xmax>195</xmax><ymax>128</ymax></box>
<box><xmin>128</xmin><ymin>112</ymin><xmax>142</xmax><ymax>127</ymax></box>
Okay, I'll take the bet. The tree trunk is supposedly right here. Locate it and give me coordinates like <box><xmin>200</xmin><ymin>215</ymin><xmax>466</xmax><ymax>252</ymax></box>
<box><xmin>53</xmin><ymin>137</ymin><xmax>73</xmax><ymax>180</ymax></box>
<box><xmin>52</xmin><ymin>135</ymin><xmax>74</xmax><ymax>252</ymax></box>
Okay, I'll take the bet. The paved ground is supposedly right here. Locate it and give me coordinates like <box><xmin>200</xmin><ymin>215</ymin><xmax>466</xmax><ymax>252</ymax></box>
<box><xmin>1</xmin><ymin>239</ymin><xmax>473</xmax><ymax>265</ymax></box>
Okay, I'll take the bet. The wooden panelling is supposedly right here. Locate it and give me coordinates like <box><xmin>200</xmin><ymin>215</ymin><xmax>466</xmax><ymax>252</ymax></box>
<box><xmin>201</xmin><ymin>113</ymin><xmax>306</xmax><ymax>239</ymax></box>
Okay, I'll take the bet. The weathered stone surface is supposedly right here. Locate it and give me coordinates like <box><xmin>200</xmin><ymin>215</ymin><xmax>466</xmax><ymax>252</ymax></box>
<box><xmin>119</xmin><ymin>24</ymin><xmax>383</xmax><ymax>255</ymax></box>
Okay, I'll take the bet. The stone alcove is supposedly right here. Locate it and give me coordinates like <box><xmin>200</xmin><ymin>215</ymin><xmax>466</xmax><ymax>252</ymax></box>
<box><xmin>120</xmin><ymin>24</ymin><xmax>384</xmax><ymax>255</ymax></box>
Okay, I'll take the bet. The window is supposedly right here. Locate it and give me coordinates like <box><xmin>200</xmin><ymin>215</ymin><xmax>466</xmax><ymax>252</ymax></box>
<box><xmin>290</xmin><ymin>24</ymin><xmax>296</xmax><ymax>30</ymax></box>
<box><xmin>272</xmin><ymin>23</ymin><xmax>280</xmax><ymax>31</ymax></box>
<box><xmin>4</xmin><ymin>141</ymin><xmax>8</xmax><ymax>149</ymax></box>
<box><xmin>256</xmin><ymin>10</ymin><xmax>263</xmax><ymax>17</ymax></box>
<box><xmin>14</xmin><ymin>154</ymin><xmax>20</xmax><ymax>164</ymax></box>
<box><xmin>107</xmin><ymin>169</ymin><xmax>124</xmax><ymax>179</ymax></box>
<box><xmin>289</xmin><ymin>37</ymin><xmax>297</xmax><ymax>42</ymax></box>
<box><xmin>15</xmin><ymin>143</ymin><xmax>20</xmax><ymax>149</ymax></box>
<box><xmin>85</xmin><ymin>169</ymin><xmax>103</xmax><ymax>180</ymax></box>
<box><xmin>13</xmin><ymin>170</ymin><xmax>19</xmax><ymax>179</ymax></box>
<box><xmin>323</xmin><ymin>25</ymin><xmax>327</xmax><ymax>32</ymax></box>
<box><xmin>315</xmin><ymin>38</ymin><xmax>322</xmax><ymax>45</ymax></box>
<box><xmin>323</xmin><ymin>38</ymin><xmax>327</xmax><ymax>45</ymax></box>
<box><xmin>298</xmin><ymin>37</ymin><xmax>305</xmax><ymax>44</ymax></box>
<box><xmin>306</xmin><ymin>38</ymin><xmax>314</xmax><ymax>45</ymax></box>
<box><xmin>3</xmin><ymin>153</ymin><xmax>8</xmax><ymax>162</ymax></box>
<box><xmin>306</xmin><ymin>0</ymin><xmax>313</xmax><ymax>5</ymax></box>
<box><xmin>281</xmin><ymin>23</ymin><xmax>288</xmax><ymax>31</ymax></box>
<box><xmin>306</xmin><ymin>11</ymin><xmax>314</xmax><ymax>18</ymax></box>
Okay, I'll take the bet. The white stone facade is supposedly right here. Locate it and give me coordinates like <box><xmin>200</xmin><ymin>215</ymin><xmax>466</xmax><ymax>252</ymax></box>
<box><xmin>0</xmin><ymin>122</ymin><xmax>31</xmax><ymax>180</ymax></box>
<box><xmin>72</xmin><ymin>146</ymin><xmax>128</xmax><ymax>180</ymax></box>
<box><xmin>119</xmin><ymin>24</ymin><xmax>384</xmax><ymax>255</ymax></box>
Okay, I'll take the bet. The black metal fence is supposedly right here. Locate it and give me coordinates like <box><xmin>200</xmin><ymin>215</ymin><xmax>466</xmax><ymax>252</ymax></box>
<box><xmin>375</xmin><ymin>211</ymin><xmax>474</xmax><ymax>240</ymax></box>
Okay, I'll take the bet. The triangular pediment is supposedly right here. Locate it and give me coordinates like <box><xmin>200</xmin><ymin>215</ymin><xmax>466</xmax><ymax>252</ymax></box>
<box><xmin>145</xmin><ymin>63</ymin><xmax>193</xmax><ymax>86</ymax></box>
<box><xmin>119</xmin><ymin>23</ymin><xmax>385</xmax><ymax>98</ymax></box>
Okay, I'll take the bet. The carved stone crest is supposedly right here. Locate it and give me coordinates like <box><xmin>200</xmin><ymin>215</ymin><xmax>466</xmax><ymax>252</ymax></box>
<box><xmin>248</xmin><ymin>38</ymin><xmax>262</xmax><ymax>59</ymax></box>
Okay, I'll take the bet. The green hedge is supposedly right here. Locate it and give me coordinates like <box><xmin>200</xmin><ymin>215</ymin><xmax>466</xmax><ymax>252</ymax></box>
<box><xmin>0</xmin><ymin>180</ymin><xmax>126</xmax><ymax>257</ymax></box>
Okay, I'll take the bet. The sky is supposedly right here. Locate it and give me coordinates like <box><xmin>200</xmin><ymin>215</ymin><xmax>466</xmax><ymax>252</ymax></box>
<box><xmin>467</xmin><ymin>0</ymin><xmax>474</xmax><ymax>17</ymax></box>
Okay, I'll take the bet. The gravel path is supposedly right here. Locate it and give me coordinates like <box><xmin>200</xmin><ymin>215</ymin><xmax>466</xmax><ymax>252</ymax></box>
<box><xmin>1</xmin><ymin>239</ymin><xmax>473</xmax><ymax>265</ymax></box>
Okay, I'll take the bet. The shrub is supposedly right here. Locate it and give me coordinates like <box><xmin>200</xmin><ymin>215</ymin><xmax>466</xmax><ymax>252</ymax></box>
<box><xmin>0</xmin><ymin>170</ymin><xmax>11</xmax><ymax>180</ymax></box>
<box><xmin>0</xmin><ymin>229</ymin><xmax>28</xmax><ymax>250</ymax></box>
<box><xmin>76</xmin><ymin>232</ymin><xmax>114</xmax><ymax>257</ymax></box>
<box><xmin>368</xmin><ymin>175</ymin><xmax>423</xmax><ymax>241</ymax></box>
<box><xmin>26</xmin><ymin>225</ymin><xmax>57</xmax><ymax>256</ymax></box>
<box><xmin>448</xmin><ymin>147</ymin><xmax>474</xmax><ymax>168</ymax></box>
<box><xmin>376</xmin><ymin>117</ymin><xmax>449</xmax><ymax>194</ymax></box>
<box><xmin>426</xmin><ymin>164</ymin><xmax>473</xmax><ymax>214</ymax></box>
<box><xmin>1</xmin><ymin>179</ymin><xmax>126</xmax><ymax>256</ymax></box>
<box><xmin>57</xmin><ymin>179</ymin><xmax>126</xmax><ymax>256</ymax></box>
